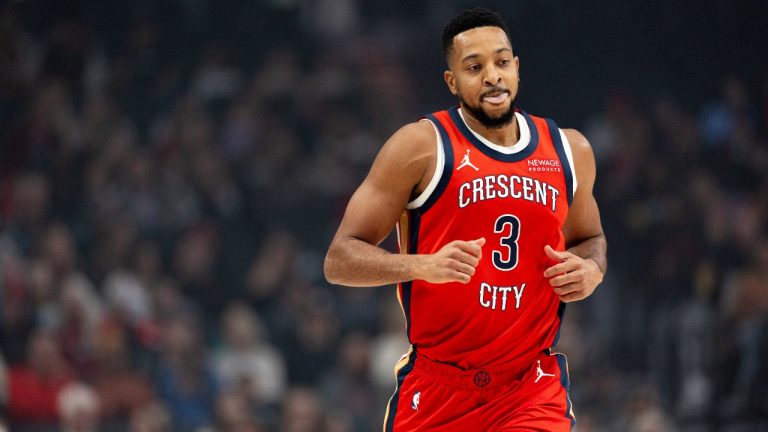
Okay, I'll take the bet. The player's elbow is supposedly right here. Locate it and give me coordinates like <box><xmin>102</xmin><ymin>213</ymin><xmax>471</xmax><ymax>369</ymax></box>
<box><xmin>323</xmin><ymin>246</ymin><xmax>343</xmax><ymax>285</ymax></box>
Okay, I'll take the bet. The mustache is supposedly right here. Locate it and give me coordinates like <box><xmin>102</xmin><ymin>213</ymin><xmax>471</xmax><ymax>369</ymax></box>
<box><xmin>480</xmin><ymin>87</ymin><xmax>510</xmax><ymax>98</ymax></box>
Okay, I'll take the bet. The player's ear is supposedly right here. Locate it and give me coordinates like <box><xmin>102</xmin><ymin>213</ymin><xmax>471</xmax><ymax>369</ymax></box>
<box><xmin>444</xmin><ymin>70</ymin><xmax>457</xmax><ymax>96</ymax></box>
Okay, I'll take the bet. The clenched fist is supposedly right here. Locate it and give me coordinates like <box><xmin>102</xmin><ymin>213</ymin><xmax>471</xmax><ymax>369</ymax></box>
<box><xmin>416</xmin><ymin>238</ymin><xmax>486</xmax><ymax>284</ymax></box>
<box><xmin>543</xmin><ymin>245</ymin><xmax>603</xmax><ymax>302</ymax></box>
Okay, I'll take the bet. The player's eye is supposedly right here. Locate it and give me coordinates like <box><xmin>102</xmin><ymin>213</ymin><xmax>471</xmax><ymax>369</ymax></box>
<box><xmin>467</xmin><ymin>64</ymin><xmax>481</xmax><ymax>72</ymax></box>
<box><xmin>498</xmin><ymin>59</ymin><xmax>511</xmax><ymax>66</ymax></box>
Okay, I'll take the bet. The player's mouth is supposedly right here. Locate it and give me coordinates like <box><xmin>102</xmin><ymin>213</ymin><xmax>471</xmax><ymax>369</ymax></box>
<box><xmin>482</xmin><ymin>91</ymin><xmax>509</xmax><ymax>105</ymax></box>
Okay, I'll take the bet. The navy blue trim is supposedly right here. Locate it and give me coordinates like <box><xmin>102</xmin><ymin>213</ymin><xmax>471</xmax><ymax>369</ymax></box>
<box><xmin>400</xmin><ymin>280</ymin><xmax>413</xmax><ymax>344</ymax></box>
<box><xmin>555</xmin><ymin>353</ymin><xmax>576</xmax><ymax>430</ymax></box>
<box><xmin>551</xmin><ymin>302</ymin><xmax>567</xmax><ymax>348</ymax></box>
<box><xmin>419</xmin><ymin>114</ymin><xmax>454</xmax><ymax>214</ymax></box>
<box><xmin>384</xmin><ymin>350</ymin><xmax>417</xmax><ymax>432</ymax></box>
<box><xmin>546</xmin><ymin>119</ymin><xmax>574</xmax><ymax>207</ymax></box>
<box><xmin>447</xmin><ymin>106</ymin><xmax>539</xmax><ymax>162</ymax></box>
<box><xmin>401</xmin><ymin>210</ymin><xmax>421</xmax><ymax>342</ymax></box>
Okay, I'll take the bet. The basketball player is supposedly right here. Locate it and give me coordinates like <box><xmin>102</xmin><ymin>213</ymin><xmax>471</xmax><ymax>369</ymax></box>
<box><xmin>324</xmin><ymin>7</ymin><xmax>606</xmax><ymax>431</ymax></box>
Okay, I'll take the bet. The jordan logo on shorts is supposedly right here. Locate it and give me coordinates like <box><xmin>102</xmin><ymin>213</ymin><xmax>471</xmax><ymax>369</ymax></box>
<box><xmin>411</xmin><ymin>391</ymin><xmax>421</xmax><ymax>411</ymax></box>
<box><xmin>534</xmin><ymin>360</ymin><xmax>556</xmax><ymax>383</ymax></box>
<box><xmin>457</xmin><ymin>149</ymin><xmax>479</xmax><ymax>171</ymax></box>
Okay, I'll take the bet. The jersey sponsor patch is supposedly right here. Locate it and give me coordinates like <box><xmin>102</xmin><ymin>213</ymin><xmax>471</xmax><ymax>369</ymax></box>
<box><xmin>527</xmin><ymin>158</ymin><xmax>562</xmax><ymax>172</ymax></box>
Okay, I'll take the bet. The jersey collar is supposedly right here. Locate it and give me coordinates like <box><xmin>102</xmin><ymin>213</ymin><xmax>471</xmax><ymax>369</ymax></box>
<box><xmin>449</xmin><ymin>105</ymin><xmax>539</xmax><ymax>162</ymax></box>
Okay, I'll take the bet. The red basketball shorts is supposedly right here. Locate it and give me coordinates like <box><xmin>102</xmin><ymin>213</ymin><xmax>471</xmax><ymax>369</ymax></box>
<box><xmin>383</xmin><ymin>350</ymin><xmax>575</xmax><ymax>431</ymax></box>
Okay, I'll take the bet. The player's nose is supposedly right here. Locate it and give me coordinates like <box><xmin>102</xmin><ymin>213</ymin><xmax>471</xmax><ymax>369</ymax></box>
<box><xmin>483</xmin><ymin>65</ymin><xmax>501</xmax><ymax>86</ymax></box>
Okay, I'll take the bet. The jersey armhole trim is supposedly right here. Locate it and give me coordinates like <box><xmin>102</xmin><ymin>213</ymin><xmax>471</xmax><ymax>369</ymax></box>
<box><xmin>546</xmin><ymin>119</ymin><xmax>574</xmax><ymax>207</ymax></box>
<box><xmin>407</xmin><ymin>118</ymin><xmax>450</xmax><ymax>210</ymax></box>
<box><xmin>559</xmin><ymin>129</ymin><xmax>578</xmax><ymax>194</ymax></box>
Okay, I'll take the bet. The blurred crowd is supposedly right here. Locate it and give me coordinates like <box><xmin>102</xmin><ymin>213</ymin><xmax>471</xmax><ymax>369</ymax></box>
<box><xmin>1</xmin><ymin>1</ymin><xmax>767</xmax><ymax>432</ymax></box>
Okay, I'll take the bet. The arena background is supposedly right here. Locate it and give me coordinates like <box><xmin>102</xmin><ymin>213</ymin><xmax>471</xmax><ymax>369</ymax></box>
<box><xmin>1</xmin><ymin>1</ymin><xmax>767</xmax><ymax>431</ymax></box>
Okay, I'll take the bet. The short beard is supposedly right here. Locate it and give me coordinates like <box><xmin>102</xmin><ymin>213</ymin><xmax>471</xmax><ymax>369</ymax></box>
<box><xmin>459</xmin><ymin>94</ymin><xmax>516</xmax><ymax>129</ymax></box>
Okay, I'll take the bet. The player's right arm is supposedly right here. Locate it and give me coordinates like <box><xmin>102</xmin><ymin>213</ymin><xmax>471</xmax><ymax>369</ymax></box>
<box><xmin>324</xmin><ymin>121</ymin><xmax>484</xmax><ymax>287</ymax></box>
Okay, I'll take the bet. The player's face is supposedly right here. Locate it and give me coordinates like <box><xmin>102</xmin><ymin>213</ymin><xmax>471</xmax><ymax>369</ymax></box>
<box><xmin>444</xmin><ymin>26</ymin><xmax>519</xmax><ymax>129</ymax></box>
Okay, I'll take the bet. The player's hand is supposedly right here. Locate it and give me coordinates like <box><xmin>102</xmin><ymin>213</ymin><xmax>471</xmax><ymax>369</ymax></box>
<box><xmin>417</xmin><ymin>238</ymin><xmax>485</xmax><ymax>284</ymax></box>
<box><xmin>543</xmin><ymin>245</ymin><xmax>603</xmax><ymax>302</ymax></box>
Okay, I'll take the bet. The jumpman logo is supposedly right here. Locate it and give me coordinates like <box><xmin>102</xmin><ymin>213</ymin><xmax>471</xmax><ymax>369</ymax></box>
<box><xmin>534</xmin><ymin>360</ymin><xmax>556</xmax><ymax>383</ymax></box>
<box><xmin>457</xmin><ymin>149</ymin><xmax>479</xmax><ymax>171</ymax></box>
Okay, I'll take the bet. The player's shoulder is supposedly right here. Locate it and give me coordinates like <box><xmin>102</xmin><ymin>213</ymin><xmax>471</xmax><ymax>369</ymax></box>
<box><xmin>366</xmin><ymin>119</ymin><xmax>438</xmax><ymax>194</ymax></box>
<box><xmin>390</xmin><ymin>119</ymin><xmax>436</xmax><ymax>146</ymax></box>
<box><xmin>379</xmin><ymin>119</ymin><xmax>437</xmax><ymax>160</ymax></box>
<box><xmin>561</xmin><ymin>128</ymin><xmax>596</xmax><ymax>180</ymax></box>
<box><xmin>550</xmin><ymin>127</ymin><xmax>592</xmax><ymax>168</ymax></box>
<box><xmin>369</xmin><ymin>119</ymin><xmax>437</xmax><ymax>176</ymax></box>
<box><xmin>561</xmin><ymin>128</ymin><xmax>591</xmax><ymax>154</ymax></box>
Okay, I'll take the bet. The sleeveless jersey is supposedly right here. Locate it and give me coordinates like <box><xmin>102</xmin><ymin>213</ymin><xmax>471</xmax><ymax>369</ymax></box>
<box><xmin>395</xmin><ymin>105</ymin><xmax>576</xmax><ymax>370</ymax></box>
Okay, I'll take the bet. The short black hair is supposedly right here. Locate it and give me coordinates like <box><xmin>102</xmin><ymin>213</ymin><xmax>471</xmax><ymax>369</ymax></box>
<box><xmin>442</xmin><ymin>7</ymin><xmax>511</xmax><ymax>60</ymax></box>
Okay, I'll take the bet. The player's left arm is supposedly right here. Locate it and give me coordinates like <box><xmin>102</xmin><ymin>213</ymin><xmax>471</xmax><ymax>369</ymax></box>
<box><xmin>543</xmin><ymin>128</ymin><xmax>607</xmax><ymax>302</ymax></box>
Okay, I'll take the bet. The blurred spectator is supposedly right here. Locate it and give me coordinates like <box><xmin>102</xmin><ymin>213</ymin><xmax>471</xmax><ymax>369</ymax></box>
<box><xmin>103</xmin><ymin>267</ymin><xmax>152</xmax><ymax>328</ymax></box>
<box><xmin>699</xmin><ymin>76</ymin><xmax>754</xmax><ymax>149</ymax></box>
<box><xmin>220</xmin><ymin>99</ymin><xmax>262</xmax><ymax>163</ymax></box>
<box><xmin>624</xmin><ymin>386</ymin><xmax>676</xmax><ymax>432</ymax></box>
<box><xmin>0</xmin><ymin>354</ymin><xmax>7</xmax><ymax>420</ymax></box>
<box><xmin>34</xmin><ymin>224</ymin><xmax>78</xmax><ymax>322</ymax></box>
<box><xmin>717</xmin><ymin>238</ymin><xmax>768</xmax><ymax>418</ymax></box>
<box><xmin>283</xmin><ymin>290</ymin><xmax>340</xmax><ymax>385</ymax></box>
<box><xmin>324</xmin><ymin>409</ymin><xmax>356</xmax><ymax>432</ymax></box>
<box><xmin>280</xmin><ymin>387</ymin><xmax>325</xmax><ymax>432</ymax></box>
<box><xmin>1</xmin><ymin>173</ymin><xmax>51</xmax><ymax>259</ymax></box>
<box><xmin>301</xmin><ymin>0</ymin><xmax>361</xmax><ymax>41</ymax></box>
<box><xmin>153</xmin><ymin>313</ymin><xmax>217</xmax><ymax>431</ymax></box>
<box><xmin>7</xmin><ymin>329</ymin><xmax>75</xmax><ymax>425</ymax></box>
<box><xmin>192</xmin><ymin>44</ymin><xmax>243</xmax><ymax>109</ymax></box>
<box><xmin>210</xmin><ymin>390</ymin><xmax>266</xmax><ymax>432</ymax></box>
<box><xmin>173</xmin><ymin>224</ymin><xmax>225</xmax><ymax>320</ymax></box>
<box><xmin>213</xmin><ymin>301</ymin><xmax>286</xmax><ymax>406</ymax></box>
<box><xmin>246</xmin><ymin>230</ymin><xmax>299</xmax><ymax>313</ymax></box>
<box><xmin>332</xmin><ymin>284</ymin><xmax>381</xmax><ymax>336</ymax></box>
<box><xmin>57</xmin><ymin>272</ymin><xmax>102</xmax><ymax>378</ymax></box>
<box><xmin>100</xmin><ymin>242</ymin><xmax>159</xmax><ymax>354</ymax></box>
<box><xmin>319</xmin><ymin>332</ymin><xmax>379</xmax><ymax>431</ymax></box>
<box><xmin>89</xmin><ymin>325</ymin><xmax>155</xmax><ymax>425</ymax></box>
<box><xmin>57</xmin><ymin>382</ymin><xmax>100</xmax><ymax>432</ymax></box>
<box><xmin>150</xmin><ymin>278</ymin><xmax>191</xmax><ymax>326</ymax></box>
<box><xmin>0</xmin><ymin>254</ymin><xmax>35</xmax><ymax>365</ymax></box>
<box><xmin>128</xmin><ymin>402</ymin><xmax>172</xmax><ymax>432</ymax></box>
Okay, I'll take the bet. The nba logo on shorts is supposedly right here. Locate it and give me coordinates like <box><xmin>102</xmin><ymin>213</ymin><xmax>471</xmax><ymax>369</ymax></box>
<box><xmin>411</xmin><ymin>391</ymin><xmax>421</xmax><ymax>411</ymax></box>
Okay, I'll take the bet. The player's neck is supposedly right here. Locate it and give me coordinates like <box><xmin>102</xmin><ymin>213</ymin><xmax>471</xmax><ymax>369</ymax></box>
<box><xmin>461</xmin><ymin>110</ymin><xmax>520</xmax><ymax>147</ymax></box>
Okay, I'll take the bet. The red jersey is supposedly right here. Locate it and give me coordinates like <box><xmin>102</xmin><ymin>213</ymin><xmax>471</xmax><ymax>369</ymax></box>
<box><xmin>396</xmin><ymin>106</ymin><xmax>576</xmax><ymax>370</ymax></box>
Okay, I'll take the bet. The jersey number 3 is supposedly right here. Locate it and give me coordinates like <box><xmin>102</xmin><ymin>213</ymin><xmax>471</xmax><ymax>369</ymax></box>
<box><xmin>493</xmin><ymin>214</ymin><xmax>520</xmax><ymax>271</ymax></box>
